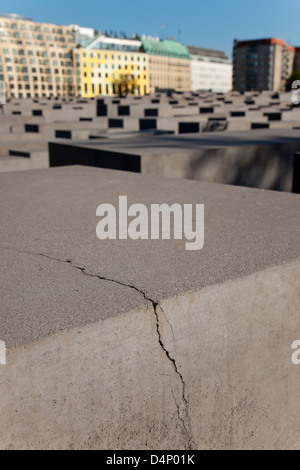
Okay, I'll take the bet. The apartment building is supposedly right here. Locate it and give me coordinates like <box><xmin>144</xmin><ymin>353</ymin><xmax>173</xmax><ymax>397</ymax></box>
<box><xmin>77</xmin><ymin>35</ymin><xmax>149</xmax><ymax>97</ymax></box>
<box><xmin>141</xmin><ymin>37</ymin><xmax>191</xmax><ymax>93</ymax></box>
<box><xmin>187</xmin><ymin>45</ymin><xmax>232</xmax><ymax>93</ymax></box>
<box><xmin>0</xmin><ymin>13</ymin><xmax>82</xmax><ymax>98</ymax></box>
<box><xmin>233</xmin><ymin>38</ymin><xmax>295</xmax><ymax>92</ymax></box>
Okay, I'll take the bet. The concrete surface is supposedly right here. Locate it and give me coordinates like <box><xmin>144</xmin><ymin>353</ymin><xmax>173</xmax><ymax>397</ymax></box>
<box><xmin>0</xmin><ymin>166</ymin><xmax>300</xmax><ymax>449</ymax></box>
<box><xmin>49</xmin><ymin>128</ymin><xmax>300</xmax><ymax>191</ymax></box>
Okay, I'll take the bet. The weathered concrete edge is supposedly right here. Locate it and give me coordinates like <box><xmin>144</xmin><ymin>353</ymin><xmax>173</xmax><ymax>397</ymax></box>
<box><xmin>0</xmin><ymin>258</ymin><xmax>300</xmax><ymax>450</ymax></box>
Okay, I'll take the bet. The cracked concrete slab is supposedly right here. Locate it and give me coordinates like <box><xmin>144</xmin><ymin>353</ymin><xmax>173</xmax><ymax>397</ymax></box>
<box><xmin>0</xmin><ymin>165</ymin><xmax>300</xmax><ymax>449</ymax></box>
<box><xmin>0</xmin><ymin>166</ymin><xmax>300</xmax><ymax>346</ymax></box>
<box><xmin>0</xmin><ymin>248</ymin><xmax>148</xmax><ymax>349</ymax></box>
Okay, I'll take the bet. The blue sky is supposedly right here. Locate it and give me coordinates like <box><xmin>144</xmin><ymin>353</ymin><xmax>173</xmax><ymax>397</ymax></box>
<box><xmin>0</xmin><ymin>0</ymin><xmax>299</xmax><ymax>58</ymax></box>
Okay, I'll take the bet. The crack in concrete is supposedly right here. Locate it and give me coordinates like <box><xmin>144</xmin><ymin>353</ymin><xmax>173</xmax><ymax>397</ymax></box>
<box><xmin>171</xmin><ymin>388</ymin><xmax>193</xmax><ymax>450</ymax></box>
<box><xmin>154</xmin><ymin>304</ymin><xmax>194</xmax><ymax>450</ymax></box>
<box><xmin>1</xmin><ymin>245</ymin><xmax>194</xmax><ymax>448</ymax></box>
<box><xmin>158</xmin><ymin>304</ymin><xmax>176</xmax><ymax>343</ymax></box>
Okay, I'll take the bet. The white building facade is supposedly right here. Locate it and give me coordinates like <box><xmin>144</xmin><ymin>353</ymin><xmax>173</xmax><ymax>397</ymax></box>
<box><xmin>188</xmin><ymin>46</ymin><xmax>232</xmax><ymax>93</ymax></box>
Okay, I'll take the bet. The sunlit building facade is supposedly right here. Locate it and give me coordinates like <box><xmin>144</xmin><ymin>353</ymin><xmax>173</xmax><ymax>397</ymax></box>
<box><xmin>141</xmin><ymin>37</ymin><xmax>191</xmax><ymax>93</ymax></box>
<box><xmin>0</xmin><ymin>13</ymin><xmax>197</xmax><ymax>99</ymax></box>
<box><xmin>0</xmin><ymin>13</ymin><xmax>81</xmax><ymax>98</ymax></box>
<box><xmin>76</xmin><ymin>35</ymin><xmax>149</xmax><ymax>97</ymax></box>
<box><xmin>187</xmin><ymin>45</ymin><xmax>232</xmax><ymax>93</ymax></box>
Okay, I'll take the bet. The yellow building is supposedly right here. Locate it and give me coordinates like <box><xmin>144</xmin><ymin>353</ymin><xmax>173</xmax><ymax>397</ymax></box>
<box><xmin>0</xmin><ymin>13</ymin><xmax>81</xmax><ymax>98</ymax></box>
<box><xmin>77</xmin><ymin>35</ymin><xmax>149</xmax><ymax>97</ymax></box>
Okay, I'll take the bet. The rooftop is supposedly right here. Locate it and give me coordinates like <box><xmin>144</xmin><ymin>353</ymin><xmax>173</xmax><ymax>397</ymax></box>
<box><xmin>141</xmin><ymin>38</ymin><xmax>191</xmax><ymax>59</ymax></box>
<box><xmin>235</xmin><ymin>38</ymin><xmax>295</xmax><ymax>52</ymax></box>
<box><xmin>187</xmin><ymin>45</ymin><xmax>228</xmax><ymax>60</ymax></box>
<box><xmin>0</xmin><ymin>12</ymin><xmax>33</xmax><ymax>21</ymax></box>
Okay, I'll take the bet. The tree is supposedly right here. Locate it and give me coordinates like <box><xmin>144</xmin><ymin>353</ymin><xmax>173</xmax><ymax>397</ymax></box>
<box><xmin>286</xmin><ymin>70</ymin><xmax>300</xmax><ymax>91</ymax></box>
<box><xmin>112</xmin><ymin>74</ymin><xmax>139</xmax><ymax>96</ymax></box>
